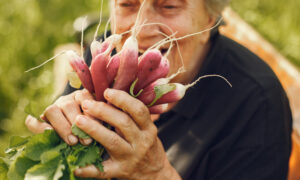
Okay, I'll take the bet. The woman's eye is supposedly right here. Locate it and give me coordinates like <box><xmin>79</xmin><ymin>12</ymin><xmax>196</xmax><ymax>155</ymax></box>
<box><xmin>163</xmin><ymin>5</ymin><xmax>177</xmax><ymax>9</ymax></box>
<box><xmin>120</xmin><ymin>3</ymin><xmax>133</xmax><ymax>7</ymax></box>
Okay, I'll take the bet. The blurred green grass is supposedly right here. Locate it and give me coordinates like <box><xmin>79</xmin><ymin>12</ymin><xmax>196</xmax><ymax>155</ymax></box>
<box><xmin>0</xmin><ymin>0</ymin><xmax>299</xmax><ymax>156</ymax></box>
<box><xmin>0</xmin><ymin>0</ymin><xmax>109</xmax><ymax>156</ymax></box>
<box><xmin>231</xmin><ymin>0</ymin><xmax>300</xmax><ymax>67</ymax></box>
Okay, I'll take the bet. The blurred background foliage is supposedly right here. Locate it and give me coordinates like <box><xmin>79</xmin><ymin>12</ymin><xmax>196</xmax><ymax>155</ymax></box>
<box><xmin>0</xmin><ymin>0</ymin><xmax>299</xmax><ymax>156</ymax></box>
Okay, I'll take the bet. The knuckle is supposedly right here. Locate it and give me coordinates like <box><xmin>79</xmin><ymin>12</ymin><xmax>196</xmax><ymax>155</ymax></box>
<box><xmin>74</xmin><ymin>89</ymin><xmax>84</xmax><ymax>100</ymax></box>
<box><xmin>150</xmin><ymin>124</ymin><xmax>158</xmax><ymax>136</ymax></box>
<box><xmin>60</xmin><ymin>100</ymin><xmax>75</xmax><ymax>110</ymax></box>
<box><xmin>93</xmin><ymin>102</ymin><xmax>106</xmax><ymax>115</ymax></box>
<box><xmin>54</xmin><ymin>96</ymin><xmax>64</xmax><ymax>104</ymax></box>
<box><xmin>82</xmin><ymin>89</ymin><xmax>92</xmax><ymax>98</ymax></box>
<box><xmin>144</xmin><ymin>126</ymin><xmax>158</xmax><ymax>146</ymax></box>
<box><xmin>134</xmin><ymin>104</ymin><xmax>148</xmax><ymax>117</ymax></box>
<box><xmin>96</xmin><ymin>101</ymin><xmax>106</xmax><ymax>109</ymax></box>
<box><xmin>44</xmin><ymin>104</ymin><xmax>59</xmax><ymax>115</ymax></box>
<box><xmin>25</xmin><ymin>115</ymin><xmax>33</xmax><ymax>127</ymax></box>
<box><xmin>85</xmin><ymin>123</ymin><xmax>97</xmax><ymax>134</ymax></box>
<box><xmin>120</xmin><ymin>116</ymin><xmax>132</xmax><ymax>129</ymax></box>
<box><xmin>108</xmin><ymin>134</ymin><xmax>120</xmax><ymax>147</ymax></box>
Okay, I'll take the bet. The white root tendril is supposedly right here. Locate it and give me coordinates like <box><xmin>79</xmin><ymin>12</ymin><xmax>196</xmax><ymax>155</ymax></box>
<box><xmin>132</xmin><ymin>0</ymin><xmax>146</xmax><ymax>37</ymax></box>
<box><xmin>25</xmin><ymin>50</ymin><xmax>69</xmax><ymax>73</ymax></box>
<box><xmin>165</xmin><ymin>17</ymin><xmax>223</xmax><ymax>44</ymax></box>
<box><xmin>80</xmin><ymin>16</ymin><xmax>88</xmax><ymax>59</ymax></box>
<box><xmin>94</xmin><ymin>0</ymin><xmax>104</xmax><ymax>40</ymax></box>
<box><xmin>166</xmin><ymin>66</ymin><xmax>186</xmax><ymax>81</ymax></box>
<box><xmin>104</xmin><ymin>16</ymin><xmax>112</xmax><ymax>40</ymax></box>
<box><xmin>185</xmin><ymin>74</ymin><xmax>232</xmax><ymax>89</ymax></box>
<box><xmin>156</xmin><ymin>31</ymin><xmax>186</xmax><ymax>74</ymax></box>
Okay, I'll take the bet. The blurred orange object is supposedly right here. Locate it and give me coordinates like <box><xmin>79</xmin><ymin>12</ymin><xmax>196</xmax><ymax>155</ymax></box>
<box><xmin>288</xmin><ymin>132</ymin><xmax>300</xmax><ymax>180</ymax></box>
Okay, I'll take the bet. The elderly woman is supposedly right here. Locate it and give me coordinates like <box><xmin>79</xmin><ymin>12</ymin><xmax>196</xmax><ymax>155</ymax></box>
<box><xmin>26</xmin><ymin>0</ymin><xmax>292</xmax><ymax>179</ymax></box>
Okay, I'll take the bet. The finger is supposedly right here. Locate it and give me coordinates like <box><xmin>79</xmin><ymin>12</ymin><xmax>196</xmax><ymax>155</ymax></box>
<box><xmin>74</xmin><ymin>160</ymin><xmax>119</xmax><ymax>179</ymax></box>
<box><xmin>74</xmin><ymin>89</ymin><xmax>95</xmax><ymax>105</ymax></box>
<box><xmin>44</xmin><ymin>105</ymin><xmax>78</xmax><ymax>145</ymax></box>
<box><xmin>57</xmin><ymin>100</ymin><xmax>93</xmax><ymax>145</ymax></box>
<box><xmin>148</xmin><ymin>104</ymin><xmax>168</xmax><ymax>114</ymax></box>
<box><xmin>81</xmin><ymin>100</ymin><xmax>140</xmax><ymax>143</ymax></box>
<box><xmin>58</xmin><ymin>99</ymin><xmax>82</xmax><ymax>124</ymax></box>
<box><xmin>104</xmin><ymin>88</ymin><xmax>151</xmax><ymax>130</ymax></box>
<box><xmin>25</xmin><ymin>115</ymin><xmax>53</xmax><ymax>134</ymax></box>
<box><xmin>75</xmin><ymin>115</ymin><xmax>131</xmax><ymax>154</ymax></box>
<box><xmin>74</xmin><ymin>89</ymin><xmax>96</xmax><ymax>145</ymax></box>
<box><xmin>79</xmin><ymin>138</ymin><xmax>93</xmax><ymax>146</ymax></box>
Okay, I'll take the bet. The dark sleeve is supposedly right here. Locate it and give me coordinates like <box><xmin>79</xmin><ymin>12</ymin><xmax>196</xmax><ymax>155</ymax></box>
<box><xmin>199</xmin><ymin>101</ymin><xmax>291</xmax><ymax>180</ymax></box>
<box><xmin>192</xmin><ymin>86</ymin><xmax>292</xmax><ymax>180</ymax></box>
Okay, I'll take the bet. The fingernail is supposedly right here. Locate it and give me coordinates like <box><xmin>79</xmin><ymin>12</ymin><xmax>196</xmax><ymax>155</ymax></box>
<box><xmin>40</xmin><ymin>114</ymin><xmax>46</xmax><ymax>121</ymax></box>
<box><xmin>44</xmin><ymin>127</ymin><xmax>53</xmax><ymax>131</ymax></box>
<box><xmin>82</xmin><ymin>138</ymin><xmax>93</xmax><ymax>145</ymax></box>
<box><xmin>76</xmin><ymin>115</ymin><xmax>87</xmax><ymax>126</ymax></box>
<box><xmin>104</xmin><ymin>88</ymin><xmax>114</xmax><ymax>98</ymax></box>
<box><xmin>75</xmin><ymin>168</ymin><xmax>82</xmax><ymax>175</ymax></box>
<box><xmin>68</xmin><ymin>134</ymin><xmax>78</xmax><ymax>145</ymax></box>
<box><xmin>82</xmin><ymin>100</ymin><xmax>92</xmax><ymax>110</ymax></box>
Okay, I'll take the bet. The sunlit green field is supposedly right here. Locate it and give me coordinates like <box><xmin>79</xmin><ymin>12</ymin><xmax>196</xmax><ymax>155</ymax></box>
<box><xmin>0</xmin><ymin>0</ymin><xmax>299</xmax><ymax>156</ymax></box>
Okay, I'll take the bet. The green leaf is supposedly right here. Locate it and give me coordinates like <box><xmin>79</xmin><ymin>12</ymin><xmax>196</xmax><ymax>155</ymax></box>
<box><xmin>0</xmin><ymin>158</ymin><xmax>8</xmax><ymax>180</ymax></box>
<box><xmin>71</xmin><ymin>124</ymin><xmax>90</xmax><ymax>139</ymax></box>
<box><xmin>148</xmin><ymin>83</ymin><xmax>176</xmax><ymax>107</ymax></box>
<box><xmin>7</xmin><ymin>153</ymin><xmax>38</xmax><ymax>180</ymax></box>
<box><xmin>24</xmin><ymin>102</ymin><xmax>44</xmax><ymax>122</ymax></box>
<box><xmin>24</xmin><ymin>149</ymin><xmax>64</xmax><ymax>180</ymax></box>
<box><xmin>9</xmin><ymin>136</ymin><xmax>30</xmax><ymax>148</ymax></box>
<box><xmin>67</xmin><ymin>72</ymin><xmax>82</xmax><ymax>89</ymax></box>
<box><xmin>40</xmin><ymin>150</ymin><xmax>61</xmax><ymax>164</ymax></box>
<box><xmin>129</xmin><ymin>78</ymin><xmax>143</xmax><ymax>97</ymax></box>
<box><xmin>24</xmin><ymin>130</ymin><xmax>61</xmax><ymax>161</ymax></box>
<box><xmin>24</xmin><ymin>156</ymin><xmax>64</xmax><ymax>180</ymax></box>
<box><xmin>53</xmin><ymin>163</ymin><xmax>65</xmax><ymax>180</ymax></box>
<box><xmin>75</xmin><ymin>145</ymin><xmax>99</xmax><ymax>167</ymax></box>
<box><xmin>94</xmin><ymin>159</ymin><xmax>104</xmax><ymax>172</ymax></box>
<box><xmin>4</xmin><ymin>135</ymin><xmax>29</xmax><ymax>160</ymax></box>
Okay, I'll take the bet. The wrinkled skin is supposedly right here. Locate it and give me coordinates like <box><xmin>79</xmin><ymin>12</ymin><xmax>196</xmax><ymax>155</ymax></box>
<box><xmin>26</xmin><ymin>0</ymin><xmax>216</xmax><ymax>179</ymax></box>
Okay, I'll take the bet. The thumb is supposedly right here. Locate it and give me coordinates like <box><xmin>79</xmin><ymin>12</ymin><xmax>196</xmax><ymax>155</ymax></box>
<box><xmin>74</xmin><ymin>159</ymin><xmax>120</xmax><ymax>179</ymax></box>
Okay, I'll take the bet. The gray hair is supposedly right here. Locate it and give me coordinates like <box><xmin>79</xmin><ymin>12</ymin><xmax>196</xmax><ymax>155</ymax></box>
<box><xmin>205</xmin><ymin>0</ymin><xmax>231</xmax><ymax>17</ymax></box>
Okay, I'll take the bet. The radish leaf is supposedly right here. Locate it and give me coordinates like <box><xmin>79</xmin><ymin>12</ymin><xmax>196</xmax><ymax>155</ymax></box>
<box><xmin>71</xmin><ymin>124</ymin><xmax>90</xmax><ymax>139</ymax></box>
<box><xmin>148</xmin><ymin>84</ymin><xmax>176</xmax><ymax>107</ymax></box>
<box><xmin>130</xmin><ymin>78</ymin><xmax>143</xmax><ymax>97</ymax></box>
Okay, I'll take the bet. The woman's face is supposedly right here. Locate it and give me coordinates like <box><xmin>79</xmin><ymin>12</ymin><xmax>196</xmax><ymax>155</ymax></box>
<box><xmin>110</xmin><ymin>0</ymin><xmax>215</xmax><ymax>83</ymax></box>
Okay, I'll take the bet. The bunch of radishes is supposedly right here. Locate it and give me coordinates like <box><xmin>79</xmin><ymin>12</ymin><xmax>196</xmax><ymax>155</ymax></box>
<box><xmin>67</xmin><ymin>31</ymin><xmax>187</xmax><ymax>114</ymax></box>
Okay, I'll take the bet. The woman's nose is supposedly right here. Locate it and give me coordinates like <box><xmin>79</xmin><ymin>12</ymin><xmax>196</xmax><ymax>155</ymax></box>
<box><xmin>134</xmin><ymin>3</ymin><xmax>161</xmax><ymax>43</ymax></box>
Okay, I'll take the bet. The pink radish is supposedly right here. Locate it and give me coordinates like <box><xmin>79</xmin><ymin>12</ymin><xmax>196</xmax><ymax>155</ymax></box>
<box><xmin>135</xmin><ymin>56</ymin><xmax>170</xmax><ymax>93</ymax></box>
<box><xmin>67</xmin><ymin>51</ymin><xmax>95</xmax><ymax>94</ymax></box>
<box><xmin>139</xmin><ymin>75</ymin><xmax>232</xmax><ymax>107</ymax></box>
<box><xmin>113</xmin><ymin>36</ymin><xmax>139</xmax><ymax>91</ymax></box>
<box><xmin>90</xmin><ymin>53</ymin><xmax>110</xmax><ymax>101</ymax></box>
<box><xmin>90</xmin><ymin>34</ymin><xmax>122</xmax><ymax>59</ymax></box>
<box><xmin>106</xmin><ymin>54</ymin><xmax>120</xmax><ymax>85</ymax></box>
<box><xmin>133</xmin><ymin>49</ymin><xmax>162</xmax><ymax>94</ymax></box>
<box><xmin>148</xmin><ymin>104</ymin><xmax>168</xmax><ymax>114</ymax></box>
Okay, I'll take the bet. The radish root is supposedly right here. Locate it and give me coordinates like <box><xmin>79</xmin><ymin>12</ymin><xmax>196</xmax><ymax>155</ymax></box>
<box><xmin>94</xmin><ymin>0</ymin><xmax>104</xmax><ymax>40</ymax></box>
<box><xmin>25</xmin><ymin>50</ymin><xmax>69</xmax><ymax>73</ymax></box>
<box><xmin>186</xmin><ymin>74</ymin><xmax>232</xmax><ymax>89</ymax></box>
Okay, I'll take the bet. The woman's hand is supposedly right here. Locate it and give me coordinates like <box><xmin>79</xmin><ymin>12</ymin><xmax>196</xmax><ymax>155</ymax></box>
<box><xmin>74</xmin><ymin>88</ymin><xmax>181</xmax><ymax>180</ymax></box>
<box><xmin>25</xmin><ymin>89</ymin><xmax>94</xmax><ymax>145</ymax></box>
